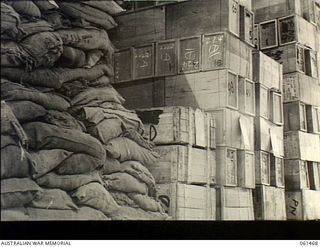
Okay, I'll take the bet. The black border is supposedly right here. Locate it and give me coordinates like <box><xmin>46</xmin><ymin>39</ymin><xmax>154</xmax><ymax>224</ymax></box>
<box><xmin>1</xmin><ymin>221</ymin><xmax>320</xmax><ymax>240</ymax></box>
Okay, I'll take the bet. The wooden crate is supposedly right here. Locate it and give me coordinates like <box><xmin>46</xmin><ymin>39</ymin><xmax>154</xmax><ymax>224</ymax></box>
<box><xmin>255</xmin><ymin>83</ymin><xmax>270</xmax><ymax>120</ymax></box>
<box><xmin>216</xmin><ymin>147</ymin><xmax>238</xmax><ymax>187</ymax></box>
<box><xmin>278</xmin><ymin>15</ymin><xmax>318</xmax><ymax>50</ymax></box>
<box><xmin>283</xmin><ymin>72</ymin><xmax>320</xmax><ymax>106</ymax></box>
<box><xmin>216</xmin><ymin>186</ymin><xmax>254</xmax><ymax>220</ymax></box>
<box><xmin>133</xmin><ymin>43</ymin><xmax>155</xmax><ymax>80</ymax></box>
<box><xmin>253</xmin><ymin>24</ymin><xmax>259</xmax><ymax>49</ymax></box>
<box><xmin>165</xmin><ymin>70</ymin><xmax>240</xmax><ymax>111</ymax></box>
<box><xmin>252</xmin><ymin>50</ymin><xmax>283</xmax><ymax>91</ymax></box>
<box><xmin>178</xmin><ymin>36</ymin><xmax>201</xmax><ymax>74</ymax></box>
<box><xmin>255</xmin><ymin>117</ymin><xmax>284</xmax><ymax>157</ymax></box>
<box><xmin>136</xmin><ymin>106</ymin><xmax>216</xmax><ymax>149</ymax></box>
<box><xmin>304</xmin><ymin>48</ymin><xmax>319</xmax><ymax>79</ymax></box>
<box><xmin>284</xmin><ymin>131</ymin><xmax>320</xmax><ymax>162</ymax></box>
<box><xmin>270</xmin><ymin>155</ymin><xmax>285</xmax><ymax>188</ymax></box>
<box><xmin>156</xmin><ymin>183</ymin><xmax>216</xmax><ymax>220</ymax></box>
<box><xmin>259</xmin><ymin>19</ymin><xmax>278</xmax><ymax>50</ymax></box>
<box><xmin>302</xmin><ymin>0</ymin><xmax>317</xmax><ymax>24</ymax></box>
<box><xmin>114</xmin><ymin>48</ymin><xmax>133</xmax><ymax>83</ymax></box>
<box><xmin>283</xmin><ymin>101</ymin><xmax>308</xmax><ymax>132</ymax></box>
<box><xmin>264</xmin><ymin>43</ymin><xmax>306</xmax><ymax>74</ymax></box>
<box><xmin>240</xmin><ymin>5</ymin><xmax>254</xmax><ymax>46</ymax></box>
<box><xmin>115</xmin><ymin>78</ymin><xmax>165</xmax><ymax>110</ymax></box>
<box><xmin>307</xmin><ymin>162</ymin><xmax>320</xmax><ymax>191</ymax></box>
<box><xmin>166</xmin><ymin>0</ymin><xmax>241</xmax><ymax>39</ymax></box>
<box><xmin>239</xmin><ymin>77</ymin><xmax>255</xmax><ymax>116</ymax></box>
<box><xmin>237</xmin><ymin>150</ymin><xmax>255</xmax><ymax>189</ymax></box>
<box><xmin>270</xmin><ymin>90</ymin><xmax>284</xmax><ymax>126</ymax></box>
<box><xmin>110</xmin><ymin>6</ymin><xmax>166</xmax><ymax>48</ymax></box>
<box><xmin>286</xmin><ymin>189</ymin><xmax>320</xmax><ymax>220</ymax></box>
<box><xmin>155</xmin><ymin>39</ymin><xmax>178</xmax><ymax>76</ymax></box>
<box><xmin>306</xmin><ymin>105</ymin><xmax>320</xmax><ymax>134</ymax></box>
<box><xmin>253</xmin><ymin>0</ymin><xmax>302</xmax><ymax>23</ymax></box>
<box><xmin>152</xmin><ymin>145</ymin><xmax>216</xmax><ymax>185</ymax></box>
<box><xmin>201</xmin><ymin>32</ymin><xmax>253</xmax><ymax>79</ymax></box>
<box><xmin>253</xmin><ymin>185</ymin><xmax>286</xmax><ymax>220</ymax></box>
<box><xmin>269</xmin><ymin>93</ymin><xmax>283</xmax><ymax>117</ymax></box>
<box><xmin>315</xmin><ymin>1</ymin><xmax>320</xmax><ymax>29</ymax></box>
<box><xmin>284</xmin><ymin>160</ymin><xmax>310</xmax><ymax>191</ymax></box>
<box><xmin>210</xmin><ymin>108</ymin><xmax>254</xmax><ymax>150</ymax></box>
<box><xmin>239</xmin><ymin>0</ymin><xmax>252</xmax><ymax>11</ymax></box>
<box><xmin>255</xmin><ymin>151</ymin><xmax>271</xmax><ymax>186</ymax></box>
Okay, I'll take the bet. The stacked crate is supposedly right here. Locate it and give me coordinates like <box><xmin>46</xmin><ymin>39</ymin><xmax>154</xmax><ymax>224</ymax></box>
<box><xmin>251</xmin><ymin>51</ymin><xmax>287</xmax><ymax>220</ymax></box>
<box><xmin>111</xmin><ymin>0</ymin><xmax>256</xmax><ymax>220</ymax></box>
<box><xmin>253</xmin><ymin>0</ymin><xmax>320</xmax><ymax>220</ymax></box>
<box><xmin>135</xmin><ymin>107</ymin><xmax>216</xmax><ymax>220</ymax></box>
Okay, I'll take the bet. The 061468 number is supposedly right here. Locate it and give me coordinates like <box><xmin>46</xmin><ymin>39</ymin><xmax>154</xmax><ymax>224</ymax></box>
<box><xmin>300</xmin><ymin>241</ymin><xmax>318</xmax><ymax>246</ymax></box>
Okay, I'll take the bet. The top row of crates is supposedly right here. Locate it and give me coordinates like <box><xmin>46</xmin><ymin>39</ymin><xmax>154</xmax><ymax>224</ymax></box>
<box><xmin>110</xmin><ymin>0</ymin><xmax>254</xmax><ymax>48</ymax></box>
<box><xmin>253</xmin><ymin>0</ymin><xmax>320</xmax><ymax>27</ymax></box>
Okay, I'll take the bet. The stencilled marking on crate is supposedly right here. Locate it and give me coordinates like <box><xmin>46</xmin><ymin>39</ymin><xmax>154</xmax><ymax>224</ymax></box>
<box><xmin>202</xmin><ymin>33</ymin><xmax>225</xmax><ymax>70</ymax></box>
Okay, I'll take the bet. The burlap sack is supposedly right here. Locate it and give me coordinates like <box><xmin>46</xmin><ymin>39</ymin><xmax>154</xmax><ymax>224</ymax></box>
<box><xmin>23</xmin><ymin>122</ymin><xmax>106</xmax><ymax>160</ymax></box>
<box><xmin>1</xmin><ymin>144</ymin><xmax>30</xmax><ymax>179</ymax></box>
<box><xmin>105</xmin><ymin>137</ymin><xmax>159</xmax><ymax>166</ymax></box>
<box><xmin>28</xmin><ymin>188</ymin><xmax>78</xmax><ymax>210</ymax></box>
<box><xmin>29</xmin><ymin>149</ymin><xmax>72</xmax><ymax>179</ymax></box>
<box><xmin>1</xmin><ymin>178</ymin><xmax>43</xmax><ymax>209</ymax></box>
<box><xmin>36</xmin><ymin>171</ymin><xmax>102</xmax><ymax>192</ymax></box>
<box><xmin>7</xmin><ymin>100</ymin><xmax>47</xmax><ymax>123</ymax></box>
<box><xmin>102</xmin><ymin>172</ymin><xmax>148</xmax><ymax>195</ymax></box>
<box><xmin>72</xmin><ymin>182</ymin><xmax>120</xmax><ymax>215</ymax></box>
<box><xmin>55</xmin><ymin>153</ymin><xmax>102</xmax><ymax>175</ymax></box>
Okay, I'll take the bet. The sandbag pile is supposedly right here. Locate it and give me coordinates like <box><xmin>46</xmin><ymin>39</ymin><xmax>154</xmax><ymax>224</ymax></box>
<box><xmin>1</xmin><ymin>0</ymin><xmax>167</xmax><ymax>221</ymax></box>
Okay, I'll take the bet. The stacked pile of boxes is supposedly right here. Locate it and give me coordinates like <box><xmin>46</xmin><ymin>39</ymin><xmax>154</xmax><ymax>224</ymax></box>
<box><xmin>111</xmin><ymin>0</ymin><xmax>258</xmax><ymax>220</ymax></box>
<box><xmin>253</xmin><ymin>0</ymin><xmax>320</xmax><ymax>220</ymax></box>
<box><xmin>252</xmin><ymin>51</ymin><xmax>286</xmax><ymax>220</ymax></box>
<box><xmin>112</xmin><ymin>0</ymin><xmax>319</xmax><ymax>220</ymax></box>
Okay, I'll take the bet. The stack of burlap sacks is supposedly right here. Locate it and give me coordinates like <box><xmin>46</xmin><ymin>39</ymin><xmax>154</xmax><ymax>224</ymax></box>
<box><xmin>1</xmin><ymin>0</ymin><xmax>167</xmax><ymax>221</ymax></box>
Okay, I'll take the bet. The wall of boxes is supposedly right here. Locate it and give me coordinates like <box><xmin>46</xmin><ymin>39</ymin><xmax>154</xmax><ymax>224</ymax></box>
<box><xmin>112</xmin><ymin>0</ymin><xmax>320</xmax><ymax>220</ymax></box>
<box><xmin>253</xmin><ymin>0</ymin><xmax>320</xmax><ymax>221</ymax></box>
